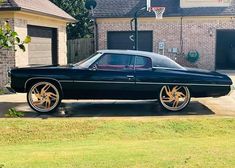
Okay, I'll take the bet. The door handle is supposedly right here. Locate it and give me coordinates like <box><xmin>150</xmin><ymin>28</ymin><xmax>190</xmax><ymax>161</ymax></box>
<box><xmin>127</xmin><ymin>75</ymin><xmax>134</xmax><ymax>80</ymax></box>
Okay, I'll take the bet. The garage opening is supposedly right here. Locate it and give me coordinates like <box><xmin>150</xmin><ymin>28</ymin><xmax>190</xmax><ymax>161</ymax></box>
<box><xmin>107</xmin><ymin>31</ymin><xmax>153</xmax><ymax>52</ymax></box>
<box><xmin>27</xmin><ymin>25</ymin><xmax>58</xmax><ymax>66</ymax></box>
<box><xmin>216</xmin><ymin>30</ymin><xmax>235</xmax><ymax>70</ymax></box>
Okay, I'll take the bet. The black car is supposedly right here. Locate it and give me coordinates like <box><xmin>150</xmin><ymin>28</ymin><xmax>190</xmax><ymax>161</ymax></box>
<box><xmin>10</xmin><ymin>50</ymin><xmax>233</xmax><ymax>113</ymax></box>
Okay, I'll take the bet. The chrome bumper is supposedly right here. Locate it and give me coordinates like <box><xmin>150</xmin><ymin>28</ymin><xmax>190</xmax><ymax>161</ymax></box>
<box><xmin>228</xmin><ymin>85</ymin><xmax>235</xmax><ymax>95</ymax></box>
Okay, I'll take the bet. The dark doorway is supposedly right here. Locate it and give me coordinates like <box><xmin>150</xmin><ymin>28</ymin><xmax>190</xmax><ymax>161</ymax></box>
<box><xmin>107</xmin><ymin>31</ymin><xmax>153</xmax><ymax>52</ymax></box>
<box><xmin>27</xmin><ymin>25</ymin><xmax>58</xmax><ymax>65</ymax></box>
<box><xmin>216</xmin><ymin>30</ymin><xmax>235</xmax><ymax>70</ymax></box>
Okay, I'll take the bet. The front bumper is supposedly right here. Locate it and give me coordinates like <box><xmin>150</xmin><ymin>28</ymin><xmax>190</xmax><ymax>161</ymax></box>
<box><xmin>228</xmin><ymin>85</ymin><xmax>235</xmax><ymax>95</ymax></box>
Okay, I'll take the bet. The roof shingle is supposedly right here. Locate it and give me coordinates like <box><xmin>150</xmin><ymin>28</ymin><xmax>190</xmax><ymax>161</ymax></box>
<box><xmin>0</xmin><ymin>0</ymin><xmax>20</xmax><ymax>10</ymax></box>
<box><xmin>94</xmin><ymin>0</ymin><xmax>235</xmax><ymax>18</ymax></box>
<box><xmin>0</xmin><ymin>0</ymin><xmax>76</xmax><ymax>22</ymax></box>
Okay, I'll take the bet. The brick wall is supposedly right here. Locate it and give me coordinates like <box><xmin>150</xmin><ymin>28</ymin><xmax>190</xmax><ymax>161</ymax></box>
<box><xmin>0</xmin><ymin>19</ymin><xmax>15</xmax><ymax>87</ymax></box>
<box><xmin>97</xmin><ymin>17</ymin><xmax>235</xmax><ymax>70</ymax></box>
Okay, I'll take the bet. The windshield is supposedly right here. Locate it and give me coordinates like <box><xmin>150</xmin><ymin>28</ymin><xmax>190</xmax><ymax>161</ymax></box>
<box><xmin>75</xmin><ymin>52</ymin><xmax>102</xmax><ymax>69</ymax></box>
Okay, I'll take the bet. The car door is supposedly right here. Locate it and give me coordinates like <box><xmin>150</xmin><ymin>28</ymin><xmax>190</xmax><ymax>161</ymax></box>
<box><xmin>72</xmin><ymin>53</ymin><xmax>136</xmax><ymax>99</ymax></box>
<box><xmin>134</xmin><ymin>55</ymin><xmax>159</xmax><ymax>99</ymax></box>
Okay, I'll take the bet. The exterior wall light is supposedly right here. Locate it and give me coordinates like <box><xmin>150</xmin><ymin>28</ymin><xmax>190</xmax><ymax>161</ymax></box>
<box><xmin>208</xmin><ymin>28</ymin><xmax>213</xmax><ymax>37</ymax></box>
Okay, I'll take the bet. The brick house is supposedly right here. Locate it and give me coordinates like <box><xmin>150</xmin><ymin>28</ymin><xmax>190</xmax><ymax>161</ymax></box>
<box><xmin>93</xmin><ymin>0</ymin><xmax>235</xmax><ymax>70</ymax></box>
<box><xmin>0</xmin><ymin>0</ymin><xmax>76</xmax><ymax>87</ymax></box>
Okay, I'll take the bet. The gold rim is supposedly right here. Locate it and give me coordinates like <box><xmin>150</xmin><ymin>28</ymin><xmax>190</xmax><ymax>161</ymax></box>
<box><xmin>160</xmin><ymin>86</ymin><xmax>190</xmax><ymax>111</ymax></box>
<box><xmin>28</xmin><ymin>82</ymin><xmax>60</xmax><ymax>113</ymax></box>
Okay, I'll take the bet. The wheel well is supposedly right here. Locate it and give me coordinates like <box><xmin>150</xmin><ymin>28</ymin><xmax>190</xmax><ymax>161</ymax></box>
<box><xmin>25</xmin><ymin>78</ymin><xmax>63</xmax><ymax>96</ymax></box>
<box><xmin>158</xmin><ymin>85</ymin><xmax>192</xmax><ymax>96</ymax></box>
<box><xmin>186</xmin><ymin>86</ymin><xmax>192</xmax><ymax>95</ymax></box>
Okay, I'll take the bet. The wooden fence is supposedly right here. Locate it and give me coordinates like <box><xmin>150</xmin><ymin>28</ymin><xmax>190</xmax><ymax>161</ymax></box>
<box><xmin>67</xmin><ymin>38</ymin><xmax>95</xmax><ymax>64</ymax></box>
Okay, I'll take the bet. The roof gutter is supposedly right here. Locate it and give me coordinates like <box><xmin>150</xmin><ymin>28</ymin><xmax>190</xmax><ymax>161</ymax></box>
<box><xmin>0</xmin><ymin>7</ymin><xmax>77</xmax><ymax>22</ymax></box>
<box><xmin>0</xmin><ymin>7</ymin><xmax>21</xmax><ymax>11</ymax></box>
<box><xmin>21</xmin><ymin>8</ymin><xmax>77</xmax><ymax>23</ymax></box>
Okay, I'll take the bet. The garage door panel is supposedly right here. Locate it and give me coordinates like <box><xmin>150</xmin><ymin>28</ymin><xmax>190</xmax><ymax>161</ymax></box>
<box><xmin>29</xmin><ymin>44</ymin><xmax>52</xmax><ymax>52</ymax></box>
<box><xmin>108</xmin><ymin>31</ymin><xmax>153</xmax><ymax>52</ymax></box>
<box><xmin>28</xmin><ymin>57</ymin><xmax>52</xmax><ymax>65</ymax></box>
<box><xmin>29</xmin><ymin>51</ymin><xmax>52</xmax><ymax>58</ymax></box>
<box><xmin>28</xmin><ymin>26</ymin><xmax>52</xmax><ymax>38</ymax></box>
<box><xmin>28</xmin><ymin>51</ymin><xmax>52</xmax><ymax>65</ymax></box>
<box><xmin>216</xmin><ymin>30</ymin><xmax>235</xmax><ymax>70</ymax></box>
<box><xmin>30</xmin><ymin>37</ymin><xmax>52</xmax><ymax>44</ymax></box>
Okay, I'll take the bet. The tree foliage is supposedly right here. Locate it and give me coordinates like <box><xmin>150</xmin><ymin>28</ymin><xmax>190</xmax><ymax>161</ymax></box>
<box><xmin>0</xmin><ymin>21</ymin><xmax>31</xmax><ymax>51</ymax></box>
<box><xmin>50</xmin><ymin>0</ymin><xmax>93</xmax><ymax>39</ymax></box>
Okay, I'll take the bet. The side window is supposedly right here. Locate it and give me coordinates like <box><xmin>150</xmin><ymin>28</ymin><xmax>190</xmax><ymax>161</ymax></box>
<box><xmin>95</xmin><ymin>54</ymin><xmax>134</xmax><ymax>71</ymax></box>
<box><xmin>135</xmin><ymin>56</ymin><xmax>152</xmax><ymax>70</ymax></box>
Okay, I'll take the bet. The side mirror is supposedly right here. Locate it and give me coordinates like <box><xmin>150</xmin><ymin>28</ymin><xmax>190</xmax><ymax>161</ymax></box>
<box><xmin>89</xmin><ymin>64</ymin><xmax>97</xmax><ymax>71</ymax></box>
<box><xmin>152</xmin><ymin>67</ymin><xmax>157</xmax><ymax>71</ymax></box>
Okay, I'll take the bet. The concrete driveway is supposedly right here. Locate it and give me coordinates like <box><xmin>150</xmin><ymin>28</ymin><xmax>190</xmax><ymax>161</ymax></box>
<box><xmin>0</xmin><ymin>73</ymin><xmax>234</xmax><ymax>118</ymax></box>
<box><xmin>0</xmin><ymin>91</ymin><xmax>234</xmax><ymax>118</ymax></box>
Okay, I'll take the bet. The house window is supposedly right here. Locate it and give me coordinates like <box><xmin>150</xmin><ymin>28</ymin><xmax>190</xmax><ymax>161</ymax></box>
<box><xmin>180</xmin><ymin>0</ymin><xmax>231</xmax><ymax>8</ymax></box>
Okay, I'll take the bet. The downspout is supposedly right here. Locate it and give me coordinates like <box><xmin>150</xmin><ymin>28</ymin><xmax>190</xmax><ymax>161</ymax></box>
<box><xmin>180</xmin><ymin>16</ymin><xmax>184</xmax><ymax>54</ymax></box>
<box><xmin>94</xmin><ymin>18</ymin><xmax>98</xmax><ymax>52</ymax></box>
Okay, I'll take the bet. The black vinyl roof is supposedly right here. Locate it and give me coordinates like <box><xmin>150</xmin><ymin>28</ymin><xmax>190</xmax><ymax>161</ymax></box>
<box><xmin>94</xmin><ymin>0</ymin><xmax>235</xmax><ymax>18</ymax></box>
<box><xmin>98</xmin><ymin>50</ymin><xmax>184</xmax><ymax>69</ymax></box>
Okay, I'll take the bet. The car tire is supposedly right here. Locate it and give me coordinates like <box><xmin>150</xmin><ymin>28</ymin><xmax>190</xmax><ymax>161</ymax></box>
<box><xmin>158</xmin><ymin>85</ymin><xmax>191</xmax><ymax>112</ymax></box>
<box><xmin>27</xmin><ymin>81</ymin><xmax>62</xmax><ymax>113</ymax></box>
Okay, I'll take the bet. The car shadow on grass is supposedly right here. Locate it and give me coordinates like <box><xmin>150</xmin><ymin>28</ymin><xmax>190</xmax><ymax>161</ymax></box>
<box><xmin>0</xmin><ymin>100</ymin><xmax>215</xmax><ymax>118</ymax></box>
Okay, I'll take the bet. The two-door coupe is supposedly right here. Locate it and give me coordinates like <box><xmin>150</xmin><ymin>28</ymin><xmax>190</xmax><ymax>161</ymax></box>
<box><xmin>10</xmin><ymin>50</ymin><xmax>233</xmax><ymax>113</ymax></box>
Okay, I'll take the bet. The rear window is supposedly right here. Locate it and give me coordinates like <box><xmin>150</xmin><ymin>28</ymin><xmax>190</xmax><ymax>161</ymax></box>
<box><xmin>153</xmin><ymin>55</ymin><xmax>184</xmax><ymax>69</ymax></box>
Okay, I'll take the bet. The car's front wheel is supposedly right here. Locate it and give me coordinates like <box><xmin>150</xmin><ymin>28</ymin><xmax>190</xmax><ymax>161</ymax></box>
<box><xmin>27</xmin><ymin>81</ymin><xmax>61</xmax><ymax>113</ymax></box>
<box><xmin>159</xmin><ymin>85</ymin><xmax>191</xmax><ymax>112</ymax></box>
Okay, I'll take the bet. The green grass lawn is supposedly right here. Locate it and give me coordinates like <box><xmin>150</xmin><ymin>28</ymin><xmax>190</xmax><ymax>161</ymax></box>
<box><xmin>0</xmin><ymin>117</ymin><xmax>234</xmax><ymax>168</ymax></box>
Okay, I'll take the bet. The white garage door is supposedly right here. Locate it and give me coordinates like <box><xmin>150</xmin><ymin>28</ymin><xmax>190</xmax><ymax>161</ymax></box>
<box><xmin>28</xmin><ymin>25</ymin><xmax>57</xmax><ymax>65</ymax></box>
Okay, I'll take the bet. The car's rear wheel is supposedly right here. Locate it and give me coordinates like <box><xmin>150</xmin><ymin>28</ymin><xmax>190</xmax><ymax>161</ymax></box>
<box><xmin>27</xmin><ymin>81</ymin><xmax>61</xmax><ymax>113</ymax></box>
<box><xmin>159</xmin><ymin>85</ymin><xmax>191</xmax><ymax>112</ymax></box>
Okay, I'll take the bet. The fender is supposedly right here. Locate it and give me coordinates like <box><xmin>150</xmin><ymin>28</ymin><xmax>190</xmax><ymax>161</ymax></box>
<box><xmin>24</xmin><ymin>77</ymin><xmax>64</xmax><ymax>96</ymax></box>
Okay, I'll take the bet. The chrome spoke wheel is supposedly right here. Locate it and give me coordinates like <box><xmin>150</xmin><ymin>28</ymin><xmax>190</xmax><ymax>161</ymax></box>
<box><xmin>159</xmin><ymin>86</ymin><xmax>190</xmax><ymax>111</ymax></box>
<box><xmin>27</xmin><ymin>82</ymin><xmax>60</xmax><ymax>113</ymax></box>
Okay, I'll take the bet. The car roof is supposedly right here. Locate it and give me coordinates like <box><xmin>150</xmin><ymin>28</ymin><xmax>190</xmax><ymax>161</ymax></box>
<box><xmin>97</xmin><ymin>50</ymin><xmax>184</xmax><ymax>70</ymax></box>
<box><xmin>97</xmin><ymin>50</ymin><xmax>163</xmax><ymax>59</ymax></box>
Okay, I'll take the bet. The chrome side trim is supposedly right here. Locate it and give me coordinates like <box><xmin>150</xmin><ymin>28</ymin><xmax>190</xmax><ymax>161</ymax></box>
<box><xmin>59</xmin><ymin>80</ymin><xmax>134</xmax><ymax>84</ymax></box>
<box><xmin>59</xmin><ymin>80</ymin><xmax>230</xmax><ymax>87</ymax></box>
<box><xmin>59</xmin><ymin>80</ymin><xmax>73</xmax><ymax>83</ymax></box>
<box><xmin>136</xmin><ymin>82</ymin><xmax>230</xmax><ymax>87</ymax></box>
<box><xmin>153</xmin><ymin>66</ymin><xmax>185</xmax><ymax>71</ymax></box>
<box><xmin>24</xmin><ymin>77</ymin><xmax>63</xmax><ymax>92</ymax></box>
<box><xmin>74</xmin><ymin>80</ymin><xmax>135</xmax><ymax>84</ymax></box>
